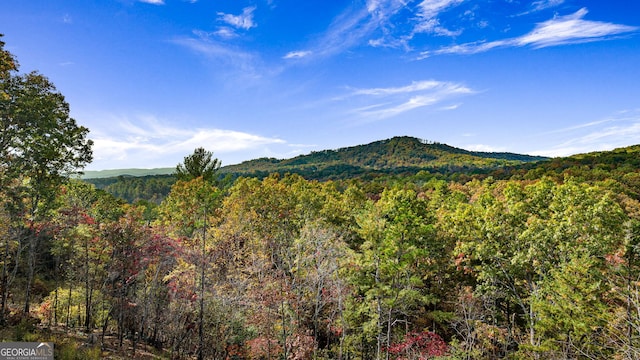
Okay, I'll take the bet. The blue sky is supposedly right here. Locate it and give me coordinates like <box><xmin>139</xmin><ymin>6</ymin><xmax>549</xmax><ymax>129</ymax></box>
<box><xmin>2</xmin><ymin>0</ymin><xmax>639</xmax><ymax>170</ymax></box>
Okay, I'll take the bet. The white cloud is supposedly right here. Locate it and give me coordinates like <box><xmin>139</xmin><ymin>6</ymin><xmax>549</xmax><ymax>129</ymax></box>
<box><xmin>212</xmin><ymin>27</ymin><xmax>239</xmax><ymax>39</ymax></box>
<box><xmin>516</xmin><ymin>8</ymin><xmax>636</xmax><ymax>48</ymax></box>
<box><xmin>413</xmin><ymin>0</ymin><xmax>464</xmax><ymax>36</ymax></box>
<box><xmin>286</xmin><ymin>0</ymin><xmax>405</xmax><ymax>60</ymax></box>
<box><xmin>417</xmin><ymin>0</ymin><xmax>463</xmax><ymax>19</ymax></box>
<box><xmin>313</xmin><ymin>6</ymin><xmax>377</xmax><ymax>57</ymax></box>
<box><xmin>414</xmin><ymin>19</ymin><xmax>462</xmax><ymax>37</ymax></box>
<box><xmin>440</xmin><ymin>103</ymin><xmax>461</xmax><ymax>111</ymax></box>
<box><xmin>335</xmin><ymin>0</ymin><xmax>473</xmax><ymax>54</ymax></box>
<box><xmin>420</xmin><ymin>8</ymin><xmax>638</xmax><ymax>57</ymax></box>
<box><xmin>283</xmin><ymin>0</ymin><xmax>466</xmax><ymax>60</ymax></box>
<box><xmin>138</xmin><ymin>0</ymin><xmax>164</xmax><ymax>4</ymax></box>
<box><xmin>217</xmin><ymin>6</ymin><xmax>257</xmax><ymax>30</ymax></box>
<box><xmin>283</xmin><ymin>50</ymin><xmax>312</xmax><ymax>59</ymax></box>
<box><xmin>344</xmin><ymin>80</ymin><xmax>474</xmax><ymax>121</ymax></box>
<box><xmin>88</xmin><ymin>115</ymin><xmax>286</xmax><ymax>169</ymax></box>
<box><xmin>517</xmin><ymin>0</ymin><xmax>564</xmax><ymax>16</ymax></box>
<box><xmin>531</xmin><ymin>0</ymin><xmax>564</xmax><ymax>12</ymax></box>
<box><xmin>366</xmin><ymin>0</ymin><xmax>406</xmax><ymax>18</ymax></box>
<box><xmin>465</xmin><ymin>144</ymin><xmax>507</xmax><ymax>152</ymax></box>
<box><xmin>351</xmin><ymin>80</ymin><xmax>450</xmax><ymax>96</ymax></box>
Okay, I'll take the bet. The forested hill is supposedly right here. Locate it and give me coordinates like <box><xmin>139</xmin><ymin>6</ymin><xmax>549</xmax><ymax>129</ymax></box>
<box><xmin>219</xmin><ymin>136</ymin><xmax>548</xmax><ymax>179</ymax></box>
<box><xmin>501</xmin><ymin>144</ymin><xmax>640</xmax><ymax>199</ymax></box>
<box><xmin>84</xmin><ymin>136</ymin><xmax>549</xmax><ymax>202</ymax></box>
<box><xmin>521</xmin><ymin>143</ymin><xmax>640</xmax><ymax>173</ymax></box>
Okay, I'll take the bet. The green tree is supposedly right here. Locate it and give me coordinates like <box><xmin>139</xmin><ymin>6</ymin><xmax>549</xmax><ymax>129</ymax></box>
<box><xmin>0</xmin><ymin>37</ymin><xmax>93</xmax><ymax>316</ymax></box>
<box><xmin>156</xmin><ymin>176</ymin><xmax>221</xmax><ymax>359</ymax></box>
<box><xmin>175</xmin><ymin>147</ymin><xmax>221</xmax><ymax>185</ymax></box>
<box><xmin>49</xmin><ymin>180</ymin><xmax>117</xmax><ymax>331</ymax></box>
<box><xmin>448</xmin><ymin>178</ymin><xmax>627</xmax><ymax>357</ymax></box>
<box><xmin>533</xmin><ymin>252</ymin><xmax>613</xmax><ymax>358</ymax></box>
<box><xmin>349</xmin><ymin>187</ymin><xmax>438</xmax><ymax>360</ymax></box>
<box><xmin>0</xmin><ymin>34</ymin><xmax>17</xmax><ymax>79</ymax></box>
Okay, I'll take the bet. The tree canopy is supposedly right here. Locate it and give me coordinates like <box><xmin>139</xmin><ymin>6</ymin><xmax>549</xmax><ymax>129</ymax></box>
<box><xmin>0</xmin><ymin>34</ymin><xmax>93</xmax><ymax>318</ymax></box>
<box><xmin>175</xmin><ymin>147</ymin><xmax>221</xmax><ymax>184</ymax></box>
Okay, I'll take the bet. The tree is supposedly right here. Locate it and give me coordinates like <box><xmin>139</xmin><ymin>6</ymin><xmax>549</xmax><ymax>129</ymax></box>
<box><xmin>48</xmin><ymin>180</ymin><xmax>119</xmax><ymax>331</ymax></box>
<box><xmin>349</xmin><ymin>187</ymin><xmax>439</xmax><ymax>360</ymax></box>
<box><xmin>533</xmin><ymin>253</ymin><xmax>613</xmax><ymax>358</ymax></box>
<box><xmin>157</xmin><ymin>176</ymin><xmax>221</xmax><ymax>359</ymax></box>
<box><xmin>175</xmin><ymin>147</ymin><xmax>221</xmax><ymax>185</ymax></box>
<box><xmin>0</xmin><ymin>37</ymin><xmax>93</xmax><ymax>317</ymax></box>
<box><xmin>447</xmin><ymin>178</ymin><xmax>628</xmax><ymax>357</ymax></box>
<box><xmin>0</xmin><ymin>34</ymin><xmax>17</xmax><ymax>80</ymax></box>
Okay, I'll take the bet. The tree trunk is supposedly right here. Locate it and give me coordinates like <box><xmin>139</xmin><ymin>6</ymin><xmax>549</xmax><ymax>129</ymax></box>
<box><xmin>66</xmin><ymin>284</ymin><xmax>73</xmax><ymax>327</ymax></box>
<box><xmin>23</xmin><ymin>233</ymin><xmax>36</xmax><ymax>315</ymax></box>
<box><xmin>385</xmin><ymin>307</ymin><xmax>393</xmax><ymax>360</ymax></box>
<box><xmin>0</xmin><ymin>236</ymin><xmax>10</xmax><ymax>323</ymax></box>
<box><xmin>375</xmin><ymin>256</ymin><xmax>382</xmax><ymax>360</ymax></box>
<box><xmin>84</xmin><ymin>237</ymin><xmax>91</xmax><ymax>331</ymax></box>
<box><xmin>198</xmin><ymin>205</ymin><xmax>207</xmax><ymax>360</ymax></box>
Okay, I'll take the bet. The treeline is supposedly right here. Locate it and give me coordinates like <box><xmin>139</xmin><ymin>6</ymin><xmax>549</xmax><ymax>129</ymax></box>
<box><xmin>86</xmin><ymin>174</ymin><xmax>176</xmax><ymax>204</ymax></box>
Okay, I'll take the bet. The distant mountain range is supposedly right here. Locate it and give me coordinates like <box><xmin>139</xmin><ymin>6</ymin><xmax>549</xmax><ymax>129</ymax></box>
<box><xmin>81</xmin><ymin>167</ymin><xmax>175</xmax><ymax>179</ymax></box>
<box><xmin>83</xmin><ymin>136</ymin><xmax>548</xmax><ymax>179</ymax></box>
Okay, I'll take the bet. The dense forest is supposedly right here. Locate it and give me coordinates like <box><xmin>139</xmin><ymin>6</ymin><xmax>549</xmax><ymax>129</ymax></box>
<box><xmin>3</xmin><ymin>35</ymin><xmax>640</xmax><ymax>360</ymax></box>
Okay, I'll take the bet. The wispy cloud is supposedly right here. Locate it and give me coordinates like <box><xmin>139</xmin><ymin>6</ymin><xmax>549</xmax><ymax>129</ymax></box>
<box><xmin>420</xmin><ymin>8</ymin><xmax>638</xmax><ymax>58</ymax></box>
<box><xmin>517</xmin><ymin>8</ymin><xmax>637</xmax><ymax>47</ymax></box>
<box><xmin>368</xmin><ymin>0</ymin><xmax>465</xmax><ymax>49</ymax></box>
<box><xmin>310</xmin><ymin>5</ymin><xmax>377</xmax><ymax>58</ymax></box>
<box><xmin>138</xmin><ymin>0</ymin><xmax>164</xmax><ymax>5</ymax></box>
<box><xmin>218</xmin><ymin>6</ymin><xmax>257</xmax><ymax>30</ymax></box>
<box><xmin>171</xmin><ymin>31</ymin><xmax>260</xmax><ymax>76</ymax></box>
<box><xmin>465</xmin><ymin>144</ymin><xmax>508</xmax><ymax>152</ymax></box>
<box><xmin>283</xmin><ymin>50</ymin><xmax>312</xmax><ymax>59</ymax></box>
<box><xmin>211</xmin><ymin>27</ymin><xmax>239</xmax><ymax>40</ymax></box>
<box><xmin>284</xmin><ymin>0</ymin><xmax>468</xmax><ymax>59</ymax></box>
<box><xmin>283</xmin><ymin>0</ymin><xmax>406</xmax><ymax>60</ymax></box>
<box><xmin>342</xmin><ymin>80</ymin><xmax>474</xmax><ymax>121</ymax></box>
<box><xmin>350</xmin><ymin>80</ymin><xmax>456</xmax><ymax>96</ymax></box>
<box><xmin>532</xmin><ymin>109</ymin><xmax>640</xmax><ymax>157</ymax></box>
<box><xmin>517</xmin><ymin>0</ymin><xmax>565</xmax><ymax>16</ymax></box>
<box><xmin>440</xmin><ymin>103</ymin><xmax>461</xmax><ymax>111</ymax></box>
<box><xmin>88</xmin><ymin>115</ymin><xmax>286</xmax><ymax>169</ymax></box>
<box><xmin>531</xmin><ymin>0</ymin><xmax>564</xmax><ymax>12</ymax></box>
<box><xmin>413</xmin><ymin>0</ymin><xmax>464</xmax><ymax>36</ymax></box>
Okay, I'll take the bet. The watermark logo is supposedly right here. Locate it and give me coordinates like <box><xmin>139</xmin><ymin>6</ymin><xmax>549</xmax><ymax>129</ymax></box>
<box><xmin>0</xmin><ymin>342</ymin><xmax>53</xmax><ymax>360</ymax></box>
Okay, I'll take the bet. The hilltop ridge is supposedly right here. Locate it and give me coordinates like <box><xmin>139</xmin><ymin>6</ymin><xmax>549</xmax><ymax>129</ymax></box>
<box><xmin>219</xmin><ymin>136</ymin><xmax>548</xmax><ymax>179</ymax></box>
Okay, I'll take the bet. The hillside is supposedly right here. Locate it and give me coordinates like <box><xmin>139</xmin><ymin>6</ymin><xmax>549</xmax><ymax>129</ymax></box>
<box><xmin>220</xmin><ymin>136</ymin><xmax>548</xmax><ymax>179</ymax></box>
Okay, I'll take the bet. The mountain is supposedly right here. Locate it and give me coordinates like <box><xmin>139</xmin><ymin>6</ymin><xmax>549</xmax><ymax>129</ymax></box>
<box><xmin>219</xmin><ymin>136</ymin><xmax>548</xmax><ymax>180</ymax></box>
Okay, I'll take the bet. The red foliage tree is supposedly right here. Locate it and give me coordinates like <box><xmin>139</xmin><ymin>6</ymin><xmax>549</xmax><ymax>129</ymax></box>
<box><xmin>387</xmin><ymin>331</ymin><xmax>448</xmax><ymax>360</ymax></box>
